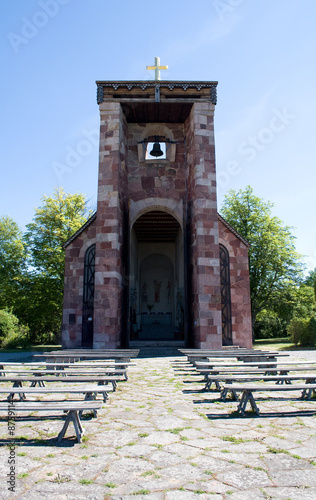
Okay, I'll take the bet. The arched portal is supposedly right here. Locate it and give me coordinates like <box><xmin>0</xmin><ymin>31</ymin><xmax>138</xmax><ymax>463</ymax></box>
<box><xmin>129</xmin><ymin>210</ymin><xmax>184</xmax><ymax>342</ymax></box>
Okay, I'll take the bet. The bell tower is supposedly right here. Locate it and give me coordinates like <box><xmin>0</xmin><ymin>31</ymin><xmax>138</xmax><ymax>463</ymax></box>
<box><xmin>61</xmin><ymin>65</ymin><xmax>253</xmax><ymax>350</ymax></box>
<box><xmin>92</xmin><ymin>77</ymin><xmax>222</xmax><ymax>348</ymax></box>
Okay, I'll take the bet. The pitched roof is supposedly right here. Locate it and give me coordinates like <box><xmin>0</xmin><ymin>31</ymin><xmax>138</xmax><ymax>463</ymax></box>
<box><xmin>217</xmin><ymin>213</ymin><xmax>250</xmax><ymax>247</ymax></box>
<box><xmin>63</xmin><ymin>212</ymin><xmax>97</xmax><ymax>249</ymax></box>
<box><xmin>62</xmin><ymin>210</ymin><xmax>250</xmax><ymax>249</ymax></box>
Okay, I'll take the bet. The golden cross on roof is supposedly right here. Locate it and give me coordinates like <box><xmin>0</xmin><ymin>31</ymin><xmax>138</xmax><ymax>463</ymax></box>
<box><xmin>146</xmin><ymin>57</ymin><xmax>168</xmax><ymax>81</ymax></box>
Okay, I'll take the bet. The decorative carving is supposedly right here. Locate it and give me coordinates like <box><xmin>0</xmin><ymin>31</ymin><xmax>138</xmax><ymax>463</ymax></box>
<box><xmin>96</xmin><ymin>82</ymin><xmax>218</xmax><ymax>104</ymax></box>
<box><xmin>210</xmin><ymin>85</ymin><xmax>217</xmax><ymax>105</ymax></box>
<box><xmin>96</xmin><ymin>84</ymin><xmax>104</xmax><ymax>104</ymax></box>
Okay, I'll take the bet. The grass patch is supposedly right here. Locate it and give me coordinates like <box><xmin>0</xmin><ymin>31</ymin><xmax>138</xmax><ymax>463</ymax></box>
<box><xmin>105</xmin><ymin>482</ymin><xmax>117</xmax><ymax>488</ymax></box>
<box><xmin>138</xmin><ymin>432</ymin><xmax>148</xmax><ymax>438</ymax></box>
<box><xmin>167</xmin><ymin>427</ymin><xmax>185</xmax><ymax>434</ymax></box>
<box><xmin>253</xmin><ymin>337</ymin><xmax>299</xmax><ymax>351</ymax></box>
<box><xmin>50</xmin><ymin>474</ymin><xmax>70</xmax><ymax>483</ymax></box>
<box><xmin>79</xmin><ymin>479</ymin><xmax>94</xmax><ymax>485</ymax></box>
<box><xmin>141</xmin><ymin>470</ymin><xmax>156</xmax><ymax>477</ymax></box>
<box><xmin>133</xmin><ymin>490</ymin><xmax>150</xmax><ymax>495</ymax></box>
<box><xmin>267</xmin><ymin>446</ymin><xmax>290</xmax><ymax>455</ymax></box>
<box><xmin>222</xmin><ymin>436</ymin><xmax>245</xmax><ymax>444</ymax></box>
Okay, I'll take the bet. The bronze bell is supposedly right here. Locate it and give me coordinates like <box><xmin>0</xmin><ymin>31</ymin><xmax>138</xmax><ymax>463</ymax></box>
<box><xmin>149</xmin><ymin>137</ymin><xmax>164</xmax><ymax>157</ymax></box>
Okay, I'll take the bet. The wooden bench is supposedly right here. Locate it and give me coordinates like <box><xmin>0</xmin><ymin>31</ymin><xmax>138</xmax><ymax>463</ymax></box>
<box><xmin>0</xmin><ymin>361</ymin><xmax>134</xmax><ymax>380</ymax></box>
<box><xmin>198</xmin><ymin>365</ymin><xmax>316</xmax><ymax>390</ymax></box>
<box><xmin>0</xmin><ymin>400</ymin><xmax>102</xmax><ymax>443</ymax></box>
<box><xmin>216</xmin><ymin>374</ymin><xmax>316</xmax><ymax>400</ymax></box>
<box><xmin>194</xmin><ymin>360</ymin><xmax>316</xmax><ymax>369</ymax></box>
<box><xmin>181</xmin><ymin>351</ymin><xmax>289</xmax><ymax>364</ymax></box>
<box><xmin>1</xmin><ymin>375</ymin><xmax>125</xmax><ymax>391</ymax></box>
<box><xmin>0</xmin><ymin>384</ymin><xmax>113</xmax><ymax>405</ymax></box>
<box><xmin>34</xmin><ymin>349</ymin><xmax>139</xmax><ymax>364</ymax></box>
<box><xmin>0</xmin><ymin>368</ymin><xmax>128</xmax><ymax>379</ymax></box>
<box><xmin>221</xmin><ymin>383</ymin><xmax>316</xmax><ymax>416</ymax></box>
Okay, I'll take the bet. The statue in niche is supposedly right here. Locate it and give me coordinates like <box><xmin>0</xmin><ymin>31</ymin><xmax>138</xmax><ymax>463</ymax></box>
<box><xmin>153</xmin><ymin>280</ymin><xmax>162</xmax><ymax>303</ymax></box>
<box><xmin>167</xmin><ymin>280</ymin><xmax>171</xmax><ymax>304</ymax></box>
<box><xmin>141</xmin><ymin>282</ymin><xmax>147</xmax><ymax>302</ymax></box>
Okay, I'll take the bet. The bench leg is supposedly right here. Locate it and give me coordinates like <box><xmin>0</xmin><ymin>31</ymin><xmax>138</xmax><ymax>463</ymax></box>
<box><xmin>7</xmin><ymin>390</ymin><xmax>25</xmax><ymax>401</ymax></box>
<box><xmin>220</xmin><ymin>381</ymin><xmax>237</xmax><ymax>402</ymax></box>
<box><xmin>237</xmin><ymin>390</ymin><xmax>260</xmax><ymax>416</ymax></box>
<box><xmin>301</xmin><ymin>380</ymin><xmax>316</xmax><ymax>400</ymax></box>
<box><xmin>80</xmin><ymin>392</ymin><xmax>98</xmax><ymax>418</ymax></box>
<box><xmin>57</xmin><ymin>410</ymin><xmax>84</xmax><ymax>443</ymax></box>
<box><xmin>30</xmin><ymin>380</ymin><xmax>45</xmax><ymax>387</ymax></box>
<box><xmin>204</xmin><ymin>376</ymin><xmax>213</xmax><ymax>391</ymax></box>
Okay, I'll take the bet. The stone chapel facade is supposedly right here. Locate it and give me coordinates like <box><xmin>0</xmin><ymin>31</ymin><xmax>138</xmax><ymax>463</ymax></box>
<box><xmin>61</xmin><ymin>80</ymin><xmax>252</xmax><ymax>349</ymax></box>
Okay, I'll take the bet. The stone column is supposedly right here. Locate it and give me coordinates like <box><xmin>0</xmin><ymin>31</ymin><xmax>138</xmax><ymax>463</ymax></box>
<box><xmin>186</xmin><ymin>102</ymin><xmax>222</xmax><ymax>348</ymax></box>
<box><xmin>93</xmin><ymin>102</ymin><xmax>127</xmax><ymax>348</ymax></box>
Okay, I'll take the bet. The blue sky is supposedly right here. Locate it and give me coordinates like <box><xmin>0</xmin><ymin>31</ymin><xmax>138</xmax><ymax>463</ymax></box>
<box><xmin>1</xmin><ymin>0</ymin><xmax>316</xmax><ymax>272</ymax></box>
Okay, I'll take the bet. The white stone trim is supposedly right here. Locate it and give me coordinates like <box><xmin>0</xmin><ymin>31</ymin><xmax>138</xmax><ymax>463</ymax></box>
<box><xmin>130</xmin><ymin>198</ymin><xmax>183</xmax><ymax>227</ymax></box>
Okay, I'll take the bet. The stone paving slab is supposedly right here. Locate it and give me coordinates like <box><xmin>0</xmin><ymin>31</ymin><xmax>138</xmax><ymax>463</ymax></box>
<box><xmin>0</xmin><ymin>350</ymin><xmax>315</xmax><ymax>498</ymax></box>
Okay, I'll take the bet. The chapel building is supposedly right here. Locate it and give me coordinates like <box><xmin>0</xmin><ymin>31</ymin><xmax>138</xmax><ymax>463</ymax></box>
<box><xmin>61</xmin><ymin>77</ymin><xmax>252</xmax><ymax>349</ymax></box>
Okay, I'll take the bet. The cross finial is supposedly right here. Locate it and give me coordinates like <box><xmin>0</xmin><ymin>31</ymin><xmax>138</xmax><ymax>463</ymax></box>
<box><xmin>146</xmin><ymin>57</ymin><xmax>168</xmax><ymax>81</ymax></box>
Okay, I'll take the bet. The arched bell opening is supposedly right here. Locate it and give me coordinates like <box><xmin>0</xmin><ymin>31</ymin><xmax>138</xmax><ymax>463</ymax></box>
<box><xmin>129</xmin><ymin>210</ymin><xmax>185</xmax><ymax>342</ymax></box>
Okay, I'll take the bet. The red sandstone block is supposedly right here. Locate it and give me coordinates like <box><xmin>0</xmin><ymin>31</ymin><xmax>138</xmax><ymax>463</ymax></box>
<box><xmin>141</xmin><ymin>177</ymin><xmax>155</xmax><ymax>189</ymax></box>
<box><xmin>69</xmin><ymin>248</ymin><xmax>80</xmax><ymax>258</ymax></box>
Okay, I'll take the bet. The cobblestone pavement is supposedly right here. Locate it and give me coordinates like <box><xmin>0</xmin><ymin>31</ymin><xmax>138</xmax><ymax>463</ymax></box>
<box><xmin>0</xmin><ymin>349</ymin><xmax>316</xmax><ymax>499</ymax></box>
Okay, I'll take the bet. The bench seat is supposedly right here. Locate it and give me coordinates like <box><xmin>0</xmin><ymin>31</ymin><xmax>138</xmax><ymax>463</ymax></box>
<box><xmin>0</xmin><ymin>384</ymin><xmax>113</xmax><ymax>404</ymax></box>
<box><xmin>0</xmin><ymin>401</ymin><xmax>102</xmax><ymax>442</ymax></box>
<box><xmin>201</xmin><ymin>369</ymin><xmax>316</xmax><ymax>391</ymax></box>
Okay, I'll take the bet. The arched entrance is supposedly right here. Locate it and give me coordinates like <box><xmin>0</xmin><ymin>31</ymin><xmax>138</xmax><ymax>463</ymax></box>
<box><xmin>129</xmin><ymin>210</ymin><xmax>184</xmax><ymax>342</ymax></box>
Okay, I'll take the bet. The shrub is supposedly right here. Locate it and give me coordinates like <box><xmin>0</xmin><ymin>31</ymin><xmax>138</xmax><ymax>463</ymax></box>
<box><xmin>288</xmin><ymin>316</ymin><xmax>316</xmax><ymax>347</ymax></box>
<box><xmin>0</xmin><ymin>310</ymin><xmax>30</xmax><ymax>348</ymax></box>
<box><xmin>254</xmin><ymin>315</ymin><xmax>287</xmax><ymax>339</ymax></box>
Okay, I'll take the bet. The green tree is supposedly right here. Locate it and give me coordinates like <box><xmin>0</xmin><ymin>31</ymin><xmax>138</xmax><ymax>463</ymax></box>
<box><xmin>18</xmin><ymin>188</ymin><xmax>91</xmax><ymax>343</ymax></box>
<box><xmin>0</xmin><ymin>216</ymin><xmax>25</xmax><ymax>309</ymax></box>
<box><xmin>305</xmin><ymin>268</ymin><xmax>316</xmax><ymax>301</ymax></box>
<box><xmin>24</xmin><ymin>188</ymin><xmax>90</xmax><ymax>281</ymax></box>
<box><xmin>221</xmin><ymin>186</ymin><xmax>304</xmax><ymax>335</ymax></box>
<box><xmin>255</xmin><ymin>283</ymin><xmax>315</xmax><ymax>339</ymax></box>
